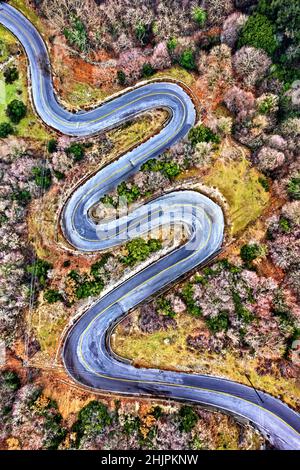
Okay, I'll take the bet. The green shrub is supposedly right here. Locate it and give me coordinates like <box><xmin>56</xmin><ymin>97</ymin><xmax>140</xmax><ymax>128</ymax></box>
<box><xmin>142</xmin><ymin>62</ymin><xmax>155</xmax><ymax>78</ymax></box>
<box><xmin>47</xmin><ymin>139</ymin><xmax>58</xmax><ymax>153</ymax></box>
<box><xmin>74</xmin><ymin>401</ymin><xmax>112</xmax><ymax>441</ymax></box>
<box><xmin>279</xmin><ymin>217</ymin><xmax>291</xmax><ymax>232</ymax></box>
<box><xmin>32</xmin><ymin>167</ymin><xmax>52</xmax><ymax>189</ymax></box>
<box><xmin>44</xmin><ymin>420</ymin><xmax>67</xmax><ymax>450</ymax></box>
<box><xmin>6</xmin><ymin>99</ymin><xmax>27</xmax><ymax>124</ymax></box>
<box><xmin>152</xmin><ymin>406</ymin><xmax>163</xmax><ymax>419</ymax></box>
<box><xmin>181</xmin><ymin>283</ymin><xmax>202</xmax><ymax>317</ymax></box>
<box><xmin>27</xmin><ymin>259</ymin><xmax>52</xmax><ymax>286</ymax></box>
<box><xmin>257</xmin><ymin>0</ymin><xmax>300</xmax><ymax>64</ymax></box>
<box><xmin>272</xmin><ymin>290</ymin><xmax>293</xmax><ymax>326</ymax></box>
<box><xmin>240</xmin><ymin>243</ymin><xmax>262</xmax><ymax>263</ymax></box>
<box><xmin>100</xmin><ymin>194</ymin><xmax>115</xmax><ymax>206</ymax></box>
<box><xmin>167</xmin><ymin>37</ymin><xmax>177</xmax><ymax>51</ymax></box>
<box><xmin>64</xmin><ymin>16</ymin><xmax>88</xmax><ymax>52</ymax></box>
<box><xmin>123</xmin><ymin>415</ymin><xmax>141</xmax><ymax>435</ymax></box>
<box><xmin>90</xmin><ymin>254</ymin><xmax>111</xmax><ymax>279</ymax></box>
<box><xmin>75</xmin><ymin>278</ymin><xmax>104</xmax><ymax>299</ymax></box>
<box><xmin>3</xmin><ymin>370</ymin><xmax>20</xmax><ymax>391</ymax></box>
<box><xmin>122</xmin><ymin>238</ymin><xmax>162</xmax><ymax>266</ymax></box>
<box><xmin>147</xmin><ymin>238</ymin><xmax>162</xmax><ymax>252</ymax></box>
<box><xmin>66</xmin><ymin>143</ymin><xmax>85</xmax><ymax>162</ymax></box>
<box><xmin>287</xmin><ymin>175</ymin><xmax>300</xmax><ymax>200</ymax></box>
<box><xmin>192</xmin><ymin>7</ymin><xmax>207</xmax><ymax>27</ymax></box>
<box><xmin>178</xmin><ymin>406</ymin><xmax>198</xmax><ymax>433</ymax></box>
<box><xmin>53</xmin><ymin>170</ymin><xmax>65</xmax><ymax>181</ymax></box>
<box><xmin>141</xmin><ymin>158</ymin><xmax>182</xmax><ymax>180</ymax></box>
<box><xmin>68</xmin><ymin>259</ymin><xmax>107</xmax><ymax>300</ymax></box>
<box><xmin>0</xmin><ymin>122</ymin><xmax>14</xmax><ymax>138</ymax></box>
<box><xmin>206</xmin><ymin>311</ymin><xmax>229</xmax><ymax>333</ymax></box>
<box><xmin>188</xmin><ymin>124</ymin><xmax>220</xmax><ymax>146</ymax></box>
<box><xmin>258</xmin><ymin>176</ymin><xmax>270</xmax><ymax>191</ymax></box>
<box><xmin>156</xmin><ymin>297</ymin><xmax>176</xmax><ymax>318</ymax></box>
<box><xmin>179</xmin><ymin>49</ymin><xmax>196</xmax><ymax>70</ymax></box>
<box><xmin>161</xmin><ymin>161</ymin><xmax>181</xmax><ymax>179</ymax></box>
<box><xmin>258</xmin><ymin>95</ymin><xmax>277</xmax><ymax>114</ymax></box>
<box><xmin>117</xmin><ymin>181</ymin><xmax>140</xmax><ymax>203</ymax></box>
<box><xmin>11</xmin><ymin>188</ymin><xmax>31</xmax><ymax>206</ymax></box>
<box><xmin>4</xmin><ymin>66</ymin><xmax>19</xmax><ymax>84</ymax></box>
<box><xmin>68</xmin><ymin>269</ymin><xmax>81</xmax><ymax>283</ymax></box>
<box><xmin>135</xmin><ymin>22</ymin><xmax>148</xmax><ymax>45</ymax></box>
<box><xmin>117</xmin><ymin>70</ymin><xmax>126</xmax><ymax>85</ymax></box>
<box><xmin>44</xmin><ymin>289</ymin><xmax>63</xmax><ymax>304</ymax></box>
<box><xmin>141</xmin><ymin>158</ymin><xmax>162</xmax><ymax>172</ymax></box>
<box><xmin>238</xmin><ymin>13</ymin><xmax>278</xmax><ymax>56</ymax></box>
<box><xmin>232</xmin><ymin>291</ymin><xmax>254</xmax><ymax>324</ymax></box>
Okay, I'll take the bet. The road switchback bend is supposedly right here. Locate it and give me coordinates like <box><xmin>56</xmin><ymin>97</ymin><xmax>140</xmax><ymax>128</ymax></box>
<box><xmin>1</xmin><ymin>2</ymin><xmax>299</xmax><ymax>449</ymax></box>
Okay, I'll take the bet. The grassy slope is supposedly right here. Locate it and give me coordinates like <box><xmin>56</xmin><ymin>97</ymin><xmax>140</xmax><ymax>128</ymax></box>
<box><xmin>205</xmin><ymin>141</ymin><xmax>269</xmax><ymax>235</ymax></box>
<box><xmin>0</xmin><ymin>23</ymin><xmax>51</xmax><ymax>140</ymax></box>
<box><xmin>114</xmin><ymin>311</ymin><xmax>300</xmax><ymax>409</ymax></box>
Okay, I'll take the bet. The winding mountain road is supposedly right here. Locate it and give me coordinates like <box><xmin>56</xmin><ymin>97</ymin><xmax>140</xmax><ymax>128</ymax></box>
<box><xmin>1</xmin><ymin>2</ymin><xmax>299</xmax><ymax>450</ymax></box>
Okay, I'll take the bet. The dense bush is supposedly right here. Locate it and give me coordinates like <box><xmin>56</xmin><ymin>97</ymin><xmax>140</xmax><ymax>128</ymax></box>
<box><xmin>192</xmin><ymin>7</ymin><xmax>207</xmax><ymax>27</ymax></box>
<box><xmin>181</xmin><ymin>283</ymin><xmax>202</xmax><ymax>317</ymax></box>
<box><xmin>53</xmin><ymin>170</ymin><xmax>65</xmax><ymax>181</ymax></box>
<box><xmin>122</xmin><ymin>238</ymin><xmax>162</xmax><ymax>266</ymax></box>
<box><xmin>257</xmin><ymin>0</ymin><xmax>300</xmax><ymax>63</ymax></box>
<box><xmin>32</xmin><ymin>167</ymin><xmax>52</xmax><ymax>189</ymax></box>
<box><xmin>75</xmin><ymin>279</ymin><xmax>104</xmax><ymax>299</ymax></box>
<box><xmin>258</xmin><ymin>176</ymin><xmax>270</xmax><ymax>192</ymax></box>
<box><xmin>44</xmin><ymin>289</ymin><xmax>63</xmax><ymax>304</ymax></box>
<box><xmin>240</xmin><ymin>243</ymin><xmax>263</xmax><ymax>263</ymax></box>
<box><xmin>238</xmin><ymin>13</ymin><xmax>278</xmax><ymax>56</ymax></box>
<box><xmin>167</xmin><ymin>37</ymin><xmax>177</xmax><ymax>52</ymax></box>
<box><xmin>135</xmin><ymin>22</ymin><xmax>148</xmax><ymax>45</ymax></box>
<box><xmin>4</xmin><ymin>66</ymin><xmax>19</xmax><ymax>84</ymax></box>
<box><xmin>0</xmin><ymin>122</ymin><xmax>14</xmax><ymax>138</ymax></box>
<box><xmin>141</xmin><ymin>62</ymin><xmax>155</xmax><ymax>78</ymax></box>
<box><xmin>117</xmin><ymin>181</ymin><xmax>140</xmax><ymax>203</ymax></box>
<box><xmin>141</xmin><ymin>158</ymin><xmax>181</xmax><ymax>180</ymax></box>
<box><xmin>156</xmin><ymin>297</ymin><xmax>176</xmax><ymax>318</ymax></box>
<box><xmin>2</xmin><ymin>370</ymin><xmax>21</xmax><ymax>392</ymax></box>
<box><xmin>66</xmin><ymin>143</ymin><xmax>85</xmax><ymax>162</ymax></box>
<box><xmin>179</xmin><ymin>49</ymin><xmax>196</xmax><ymax>71</ymax></box>
<box><xmin>67</xmin><ymin>255</ymin><xmax>112</xmax><ymax>300</ymax></box>
<box><xmin>11</xmin><ymin>189</ymin><xmax>31</xmax><ymax>206</ymax></box>
<box><xmin>47</xmin><ymin>139</ymin><xmax>58</xmax><ymax>153</ymax></box>
<box><xmin>73</xmin><ymin>401</ymin><xmax>112</xmax><ymax>444</ymax></box>
<box><xmin>287</xmin><ymin>175</ymin><xmax>300</xmax><ymax>200</ymax></box>
<box><xmin>27</xmin><ymin>259</ymin><xmax>52</xmax><ymax>286</ymax></box>
<box><xmin>188</xmin><ymin>124</ymin><xmax>220</xmax><ymax>146</ymax></box>
<box><xmin>279</xmin><ymin>217</ymin><xmax>291</xmax><ymax>233</ymax></box>
<box><xmin>63</xmin><ymin>15</ymin><xmax>88</xmax><ymax>52</ymax></box>
<box><xmin>178</xmin><ymin>406</ymin><xmax>198</xmax><ymax>433</ymax></box>
<box><xmin>232</xmin><ymin>291</ymin><xmax>254</xmax><ymax>323</ymax></box>
<box><xmin>117</xmin><ymin>70</ymin><xmax>126</xmax><ymax>85</ymax></box>
<box><xmin>206</xmin><ymin>311</ymin><xmax>229</xmax><ymax>332</ymax></box>
<box><xmin>6</xmin><ymin>99</ymin><xmax>27</xmax><ymax>124</ymax></box>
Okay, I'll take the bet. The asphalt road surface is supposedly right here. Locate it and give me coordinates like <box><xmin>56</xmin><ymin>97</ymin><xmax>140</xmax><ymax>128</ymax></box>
<box><xmin>1</xmin><ymin>2</ymin><xmax>299</xmax><ymax>450</ymax></box>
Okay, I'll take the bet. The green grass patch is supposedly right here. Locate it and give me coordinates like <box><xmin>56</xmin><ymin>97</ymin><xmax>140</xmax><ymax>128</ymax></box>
<box><xmin>204</xmin><ymin>151</ymin><xmax>269</xmax><ymax>235</ymax></box>
<box><xmin>0</xmin><ymin>68</ymin><xmax>51</xmax><ymax>140</ymax></box>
